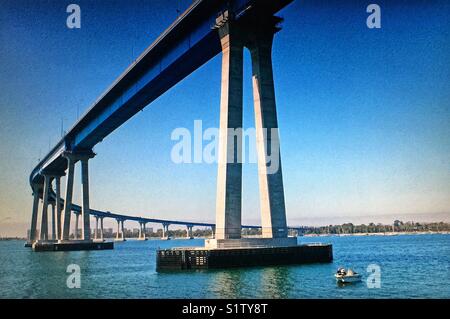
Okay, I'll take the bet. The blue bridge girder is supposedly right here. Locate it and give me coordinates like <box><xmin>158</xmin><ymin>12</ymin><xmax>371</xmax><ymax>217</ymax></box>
<box><xmin>30</xmin><ymin>0</ymin><xmax>293</xmax><ymax>187</ymax></box>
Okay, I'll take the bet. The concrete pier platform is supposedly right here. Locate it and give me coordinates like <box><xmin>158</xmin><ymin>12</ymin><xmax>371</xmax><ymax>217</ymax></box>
<box><xmin>156</xmin><ymin>243</ymin><xmax>333</xmax><ymax>271</ymax></box>
<box><xmin>32</xmin><ymin>240</ymin><xmax>114</xmax><ymax>252</ymax></box>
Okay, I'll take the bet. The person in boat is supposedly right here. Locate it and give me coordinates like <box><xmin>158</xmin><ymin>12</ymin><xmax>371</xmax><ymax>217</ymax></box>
<box><xmin>337</xmin><ymin>268</ymin><xmax>346</xmax><ymax>276</ymax></box>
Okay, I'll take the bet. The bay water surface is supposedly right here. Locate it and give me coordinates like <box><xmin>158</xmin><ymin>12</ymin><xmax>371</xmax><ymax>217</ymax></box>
<box><xmin>0</xmin><ymin>234</ymin><xmax>449</xmax><ymax>298</ymax></box>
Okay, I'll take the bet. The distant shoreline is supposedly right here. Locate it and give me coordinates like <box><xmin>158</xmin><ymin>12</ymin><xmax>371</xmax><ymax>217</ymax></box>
<box><xmin>1</xmin><ymin>231</ymin><xmax>449</xmax><ymax>242</ymax></box>
<box><xmin>303</xmin><ymin>231</ymin><xmax>450</xmax><ymax>237</ymax></box>
<box><xmin>0</xmin><ymin>237</ymin><xmax>27</xmax><ymax>241</ymax></box>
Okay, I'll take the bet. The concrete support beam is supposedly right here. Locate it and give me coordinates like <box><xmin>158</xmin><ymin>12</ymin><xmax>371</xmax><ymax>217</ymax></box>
<box><xmin>186</xmin><ymin>225</ymin><xmax>193</xmax><ymax>239</ymax></box>
<box><xmin>94</xmin><ymin>216</ymin><xmax>99</xmax><ymax>240</ymax></box>
<box><xmin>61</xmin><ymin>154</ymin><xmax>76</xmax><ymax>241</ymax></box>
<box><xmin>115</xmin><ymin>219</ymin><xmax>126</xmax><ymax>241</ymax></box>
<box><xmin>51</xmin><ymin>203</ymin><xmax>56</xmax><ymax>240</ymax></box>
<box><xmin>74</xmin><ymin>212</ymin><xmax>79</xmax><ymax>240</ymax></box>
<box><xmin>80</xmin><ymin>157</ymin><xmax>92</xmax><ymax>241</ymax></box>
<box><xmin>162</xmin><ymin>223</ymin><xmax>170</xmax><ymax>238</ymax></box>
<box><xmin>246</xmin><ymin>18</ymin><xmax>288</xmax><ymax>239</ymax></box>
<box><xmin>39</xmin><ymin>175</ymin><xmax>51</xmax><ymax>241</ymax></box>
<box><xmin>29</xmin><ymin>187</ymin><xmax>40</xmax><ymax>242</ymax></box>
<box><xmin>54</xmin><ymin>176</ymin><xmax>62</xmax><ymax>240</ymax></box>
<box><xmin>114</xmin><ymin>219</ymin><xmax>125</xmax><ymax>241</ymax></box>
<box><xmin>138</xmin><ymin>222</ymin><xmax>147</xmax><ymax>240</ymax></box>
<box><xmin>215</xmin><ymin>14</ymin><xmax>244</xmax><ymax>240</ymax></box>
<box><xmin>116</xmin><ymin>219</ymin><xmax>120</xmax><ymax>240</ymax></box>
<box><xmin>100</xmin><ymin>217</ymin><xmax>104</xmax><ymax>241</ymax></box>
<box><xmin>61</xmin><ymin>151</ymin><xmax>95</xmax><ymax>242</ymax></box>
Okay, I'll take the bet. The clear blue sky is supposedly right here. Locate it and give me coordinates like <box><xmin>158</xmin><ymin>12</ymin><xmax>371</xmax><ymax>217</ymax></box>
<box><xmin>0</xmin><ymin>0</ymin><xmax>449</xmax><ymax>236</ymax></box>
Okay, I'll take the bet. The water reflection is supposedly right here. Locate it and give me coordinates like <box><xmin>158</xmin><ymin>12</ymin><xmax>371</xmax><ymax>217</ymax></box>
<box><xmin>259</xmin><ymin>266</ymin><xmax>292</xmax><ymax>298</ymax></box>
<box><xmin>23</xmin><ymin>250</ymin><xmax>92</xmax><ymax>298</ymax></box>
<box><xmin>208</xmin><ymin>269</ymin><xmax>244</xmax><ymax>298</ymax></box>
<box><xmin>206</xmin><ymin>266</ymin><xmax>293</xmax><ymax>298</ymax></box>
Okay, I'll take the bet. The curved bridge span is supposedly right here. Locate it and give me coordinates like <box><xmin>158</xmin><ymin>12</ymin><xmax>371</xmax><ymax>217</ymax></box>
<box><xmin>69</xmin><ymin>203</ymin><xmax>304</xmax><ymax>241</ymax></box>
<box><xmin>27</xmin><ymin>0</ymin><xmax>298</xmax><ymax>247</ymax></box>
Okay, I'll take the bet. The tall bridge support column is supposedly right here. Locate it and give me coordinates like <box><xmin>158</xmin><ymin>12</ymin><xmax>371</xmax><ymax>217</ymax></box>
<box><xmin>51</xmin><ymin>203</ymin><xmax>56</xmax><ymax>240</ymax></box>
<box><xmin>162</xmin><ymin>223</ymin><xmax>170</xmax><ymax>239</ymax></box>
<box><xmin>74</xmin><ymin>212</ymin><xmax>80</xmax><ymax>240</ymax></box>
<box><xmin>99</xmin><ymin>217</ymin><xmax>104</xmax><ymax>241</ymax></box>
<box><xmin>94</xmin><ymin>216</ymin><xmax>99</xmax><ymax>240</ymax></box>
<box><xmin>246</xmin><ymin>16</ymin><xmax>288</xmax><ymax>239</ymax></box>
<box><xmin>115</xmin><ymin>219</ymin><xmax>120</xmax><ymax>240</ymax></box>
<box><xmin>80</xmin><ymin>155</ymin><xmax>94</xmax><ymax>241</ymax></box>
<box><xmin>28</xmin><ymin>186</ymin><xmax>40</xmax><ymax>243</ymax></box>
<box><xmin>186</xmin><ymin>225</ymin><xmax>193</xmax><ymax>239</ymax></box>
<box><xmin>121</xmin><ymin>220</ymin><xmax>126</xmax><ymax>240</ymax></box>
<box><xmin>138</xmin><ymin>222</ymin><xmax>147</xmax><ymax>240</ymax></box>
<box><xmin>39</xmin><ymin>174</ymin><xmax>51</xmax><ymax>241</ymax></box>
<box><xmin>115</xmin><ymin>219</ymin><xmax>125</xmax><ymax>241</ymax></box>
<box><xmin>215</xmin><ymin>12</ymin><xmax>244</xmax><ymax>240</ymax></box>
<box><xmin>60</xmin><ymin>151</ymin><xmax>95</xmax><ymax>242</ymax></box>
<box><xmin>61</xmin><ymin>153</ymin><xmax>76</xmax><ymax>241</ymax></box>
<box><xmin>54</xmin><ymin>175</ymin><xmax>62</xmax><ymax>240</ymax></box>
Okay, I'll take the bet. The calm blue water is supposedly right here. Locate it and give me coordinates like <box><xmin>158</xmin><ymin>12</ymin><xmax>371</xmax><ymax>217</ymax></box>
<box><xmin>0</xmin><ymin>234</ymin><xmax>449</xmax><ymax>298</ymax></box>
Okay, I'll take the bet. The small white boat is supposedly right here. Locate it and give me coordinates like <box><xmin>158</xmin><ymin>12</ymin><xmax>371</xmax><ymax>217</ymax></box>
<box><xmin>335</xmin><ymin>268</ymin><xmax>362</xmax><ymax>283</ymax></box>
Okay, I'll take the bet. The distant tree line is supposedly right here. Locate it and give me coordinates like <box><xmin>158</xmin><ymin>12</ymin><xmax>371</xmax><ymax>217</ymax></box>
<box><xmin>301</xmin><ymin>221</ymin><xmax>450</xmax><ymax>235</ymax></box>
<box><xmin>16</xmin><ymin>220</ymin><xmax>450</xmax><ymax>240</ymax></box>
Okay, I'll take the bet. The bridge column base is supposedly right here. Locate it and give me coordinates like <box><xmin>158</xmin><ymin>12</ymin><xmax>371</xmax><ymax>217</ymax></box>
<box><xmin>24</xmin><ymin>241</ymin><xmax>33</xmax><ymax>248</ymax></box>
<box><xmin>32</xmin><ymin>240</ymin><xmax>113</xmax><ymax>252</ymax></box>
<box><xmin>204</xmin><ymin>237</ymin><xmax>297</xmax><ymax>249</ymax></box>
